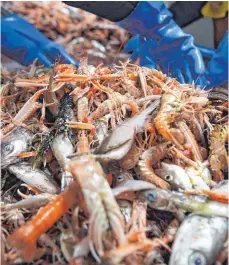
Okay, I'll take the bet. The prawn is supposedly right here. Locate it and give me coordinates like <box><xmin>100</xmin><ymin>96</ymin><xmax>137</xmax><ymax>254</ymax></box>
<box><xmin>209</xmin><ymin>125</ymin><xmax>228</xmax><ymax>182</ymax></box>
<box><xmin>177</xmin><ymin>121</ymin><xmax>203</xmax><ymax>162</ymax></box>
<box><xmin>138</xmin><ymin>159</ymin><xmax>171</xmax><ymax>190</ymax></box>
<box><xmin>138</xmin><ymin>142</ymin><xmax>172</xmax><ymax>189</ymax></box>
<box><xmin>66</xmin><ymin>133</ymin><xmax>127</xmax><ymax>262</ymax></box>
<box><xmin>119</xmin><ymin>142</ymin><xmax>139</xmax><ymax>170</ymax></box>
<box><xmin>77</xmin><ymin>96</ymin><xmax>89</xmax><ymax>122</ymax></box>
<box><xmin>89</xmin><ymin>81</ymin><xmax>129</xmax><ymax>120</ymax></box>
<box><xmin>154</xmin><ymin>84</ymin><xmax>184</xmax><ymax>149</ymax></box>
<box><xmin>7</xmin><ymin>181</ymin><xmax>79</xmax><ymax>262</ymax></box>
<box><xmin>1</xmin><ymin>88</ymin><xmax>47</xmax><ymax>137</ymax></box>
<box><xmin>127</xmin><ymin>199</ymin><xmax>147</xmax><ymax>240</ymax></box>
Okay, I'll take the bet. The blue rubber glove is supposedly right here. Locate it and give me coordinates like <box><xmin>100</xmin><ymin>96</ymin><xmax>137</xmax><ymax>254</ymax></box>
<box><xmin>117</xmin><ymin>1</ymin><xmax>206</xmax><ymax>85</ymax></box>
<box><xmin>1</xmin><ymin>14</ymin><xmax>79</xmax><ymax>67</ymax></box>
<box><xmin>204</xmin><ymin>32</ymin><xmax>228</xmax><ymax>88</ymax></box>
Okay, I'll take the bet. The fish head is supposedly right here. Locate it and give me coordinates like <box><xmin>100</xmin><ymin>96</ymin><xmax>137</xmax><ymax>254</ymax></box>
<box><xmin>156</xmin><ymin>162</ymin><xmax>192</xmax><ymax>190</ymax></box>
<box><xmin>138</xmin><ymin>189</ymin><xmax>169</xmax><ymax>211</ymax></box>
<box><xmin>1</xmin><ymin>128</ymin><xmax>33</xmax><ymax>168</ymax></box>
<box><xmin>1</xmin><ymin>141</ymin><xmax>14</xmax><ymax>158</ymax></box>
<box><xmin>170</xmin><ymin>214</ymin><xmax>228</xmax><ymax>265</ymax></box>
<box><xmin>113</xmin><ymin>171</ymin><xmax>133</xmax><ymax>187</ymax></box>
<box><xmin>170</xmin><ymin>249</ymin><xmax>207</xmax><ymax>265</ymax></box>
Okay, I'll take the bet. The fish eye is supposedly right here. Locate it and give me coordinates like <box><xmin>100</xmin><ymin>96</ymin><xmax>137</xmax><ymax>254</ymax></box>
<box><xmin>164</xmin><ymin>175</ymin><xmax>173</xmax><ymax>181</ymax></box>
<box><xmin>117</xmin><ymin>175</ymin><xmax>124</xmax><ymax>182</ymax></box>
<box><xmin>189</xmin><ymin>252</ymin><xmax>206</xmax><ymax>265</ymax></box>
<box><xmin>3</xmin><ymin>144</ymin><xmax>14</xmax><ymax>154</ymax></box>
<box><xmin>147</xmin><ymin>191</ymin><xmax>157</xmax><ymax>202</ymax></box>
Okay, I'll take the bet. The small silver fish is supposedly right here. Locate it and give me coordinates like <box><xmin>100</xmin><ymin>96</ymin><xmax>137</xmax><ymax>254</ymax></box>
<box><xmin>1</xmin><ymin>127</ymin><xmax>33</xmax><ymax>169</ymax></box>
<box><xmin>155</xmin><ymin>162</ymin><xmax>192</xmax><ymax>191</ymax></box>
<box><xmin>169</xmin><ymin>214</ymin><xmax>228</xmax><ymax>265</ymax></box>
<box><xmin>51</xmin><ymin>133</ymin><xmax>74</xmax><ymax>169</ymax></box>
<box><xmin>1</xmin><ymin>193</ymin><xmax>54</xmax><ymax>211</ymax></box>
<box><xmin>51</xmin><ymin>133</ymin><xmax>74</xmax><ymax>190</ymax></box>
<box><xmin>139</xmin><ymin>188</ymin><xmax>228</xmax><ymax>217</ymax></box>
<box><xmin>8</xmin><ymin>162</ymin><xmax>59</xmax><ymax>194</ymax></box>
<box><xmin>117</xmin><ymin>200</ymin><xmax>133</xmax><ymax>224</ymax></box>
<box><xmin>185</xmin><ymin>166</ymin><xmax>210</xmax><ymax>191</ymax></box>
<box><xmin>95</xmin><ymin>100</ymin><xmax>160</xmax><ymax>162</ymax></box>
<box><xmin>113</xmin><ymin>171</ymin><xmax>133</xmax><ymax>187</ymax></box>
<box><xmin>212</xmin><ymin>180</ymin><xmax>228</xmax><ymax>194</ymax></box>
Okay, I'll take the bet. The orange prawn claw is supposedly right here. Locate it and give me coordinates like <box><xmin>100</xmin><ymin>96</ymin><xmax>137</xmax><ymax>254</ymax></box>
<box><xmin>67</xmin><ymin>121</ymin><xmax>95</xmax><ymax>130</ymax></box>
<box><xmin>20</xmin><ymin>184</ymin><xmax>42</xmax><ymax>195</ymax></box>
<box><xmin>127</xmin><ymin>100</ymin><xmax>140</xmax><ymax>115</ymax></box>
<box><xmin>14</xmin><ymin>151</ymin><xmax>37</xmax><ymax>158</ymax></box>
<box><xmin>201</xmin><ymin>190</ymin><xmax>228</xmax><ymax>204</ymax></box>
<box><xmin>7</xmin><ymin>181</ymin><xmax>79</xmax><ymax>262</ymax></box>
<box><xmin>185</xmin><ymin>190</ymin><xmax>228</xmax><ymax>204</ymax></box>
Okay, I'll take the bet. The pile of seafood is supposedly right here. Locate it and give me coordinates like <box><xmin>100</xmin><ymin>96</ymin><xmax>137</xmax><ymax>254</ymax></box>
<box><xmin>2</xmin><ymin>1</ymin><xmax>129</xmax><ymax>65</ymax></box>
<box><xmin>1</xmin><ymin>59</ymin><xmax>228</xmax><ymax>265</ymax></box>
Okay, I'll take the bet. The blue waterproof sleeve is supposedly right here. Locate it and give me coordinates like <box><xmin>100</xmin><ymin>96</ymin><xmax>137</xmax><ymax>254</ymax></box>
<box><xmin>117</xmin><ymin>1</ymin><xmax>207</xmax><ymax>85</ymax></box>
<box><xmin>204</xmin><ymin>32</ymin><xmax>228</xmax><ymax>88</ymax></box>
<box><xmin>1</xmin><ymin>14</ymin><xmax>79</xmax><ymax>67</ymax></box>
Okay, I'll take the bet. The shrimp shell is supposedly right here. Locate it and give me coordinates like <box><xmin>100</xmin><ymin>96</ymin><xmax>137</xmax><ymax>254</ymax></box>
<box><xmin>77</xmin><ymin>96</ymin><xmax>89</xmax><ymax>121</ymax></box>
<box><xmin>119</xmin><ymin>142</ymin><xmax>139</xmax><ymax>170</ymax></box>
<box><xmin>209</xmin><ymin>125</ymin><xmax>228</xmax><ymax>181</ymax></box>
<box><xmin>66</xmin><ymin>155</ymin><xmax>127</xmax><ymax>261</ymax></box>
<box><xmin>154</xmin><ymin>86</ymin><xmax>183</xmax><ymax>149</ymax></box>
<box><xmin>141</xmin><ymin>142</ymin><xmax>171</xmax><ymax>164</ymax></box>
<box><xmin>138</xmin><ymin>159</ymin><xmax>171</xmax><ymax>189</ymax></box>
<box><xmin>177</xmin><ymin>121</ymin><xmax>203</xmax><ymax>162</ymax></box>
<box><xmin>90</xmin><ymin>92</ymin><xmax>128</xmax><ymax>119</ymax></box>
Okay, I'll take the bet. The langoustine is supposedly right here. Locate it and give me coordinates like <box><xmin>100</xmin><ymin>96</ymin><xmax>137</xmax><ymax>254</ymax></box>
<box><xmin>1</xmin><ymin>59</ymin><xmax>228</xmax><ymax>265</ymax></box>
<box><xmin>138</xmin><ymin>142</ymin><xmax>172</xmax><ymax>189</ymax></box>
<box><xmin>1</xmin><ymin>88</ymin><xmax>47</xmax><ymax>138</ymax></box>
<box><xmin>154</xmin><ymin>82</ymin><xmax>184</xmax><ymax>149</ymax></box>
<box><xmin>66</xmin><ymin>133</ymin><xmax>127</xmax><ymax>262</ymax></box>
<box><xmin>7</xmin><ymin>181</ymin><xmax>80</xmax><ymax>262</ymax></box>
<box><xmin>209</xmin><ymin>124</ymin><xmax>228</xmax><ymax>182</ymax></box>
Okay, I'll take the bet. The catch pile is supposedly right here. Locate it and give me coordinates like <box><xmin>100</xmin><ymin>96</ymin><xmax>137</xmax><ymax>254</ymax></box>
<box><xmin>2</xmin><ymin>1</ymin><xmax>129</xmax><ymax>65</ymax></box>
<box><xmin>1</xmin><ymin>58</ymin><xmax>228</xmax><ymax>265</ymax></box>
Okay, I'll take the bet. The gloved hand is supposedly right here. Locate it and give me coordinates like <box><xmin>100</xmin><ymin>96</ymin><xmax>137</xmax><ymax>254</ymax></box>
<box><xmin>117</xmin><ymin>1</ymin><xmax>206</xmax><ymax>85</ymax></box>
<box><xmin>204</xmin><ymin>32</ymin><xmax>228</xmax><ymax>88</ymax></box>
<box><xmin>1</xmin><ymin>13</ymin><xmax>79</xmax><ymax>67</ymax></box>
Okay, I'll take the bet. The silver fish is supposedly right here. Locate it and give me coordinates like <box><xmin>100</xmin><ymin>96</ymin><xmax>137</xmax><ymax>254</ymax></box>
<box><xmin>117</xmin><ymin>200</ymin><xmax>133</xmax><ymax>224</ymax></box>
<box><xmin>8</xmin><ymin>162</ymin><xmax>59</xmax><ymax>194</ymax></box>
<box><xmin>138</xmin><ymin>188</ymin><xmax>228</xmax><ymax>217</ymax></box>
<box><xmin>185</xmin><ymin>166</ymin><xmax>210</xmax><ymax>191</ymax></box>
<box><xmin>169</xmin><ymin>214</ymin><xmax>228</xmax><ymax>265</ymax></box>
<box><xmin>212</xmin><ymin>180</ymin><xmax>228</xmax><ymax>194</ymax></box>
<box><xmin>1</xmin><ymin>193</ymin><xmax>54</xmax><ymax>211</ymax></box>
<box><xmin>95</xmin><ymin>100</ymin><xmax>160</xmax><ymax>162</ymax></box>
<box><xmin>51</xmin><ymin>133</ymin><xmax>74</xmax><ymax>190</ymax></box>
<box><xmin>113</xmin><ymin>180</ymin><xmax>156</xmax><ymax>197</ymax></box>
<box><xmin>113</xmin><ymin>171</ymin><xmax>133</xmax><ymax>187</ymax></box>
<box><xmin>155</xmin><ymin>162</ymin><xmax>192</xmax><ymax>191</ymax></box>
<box><xmin>51</xmin><ymin>133</ymin><xmax>74</xmax><ymax>169</ymax></box>
<box><xmin>1</xmin><ymin>127</ymin><xmax>33</xmax><ymax>169</ymax></box>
